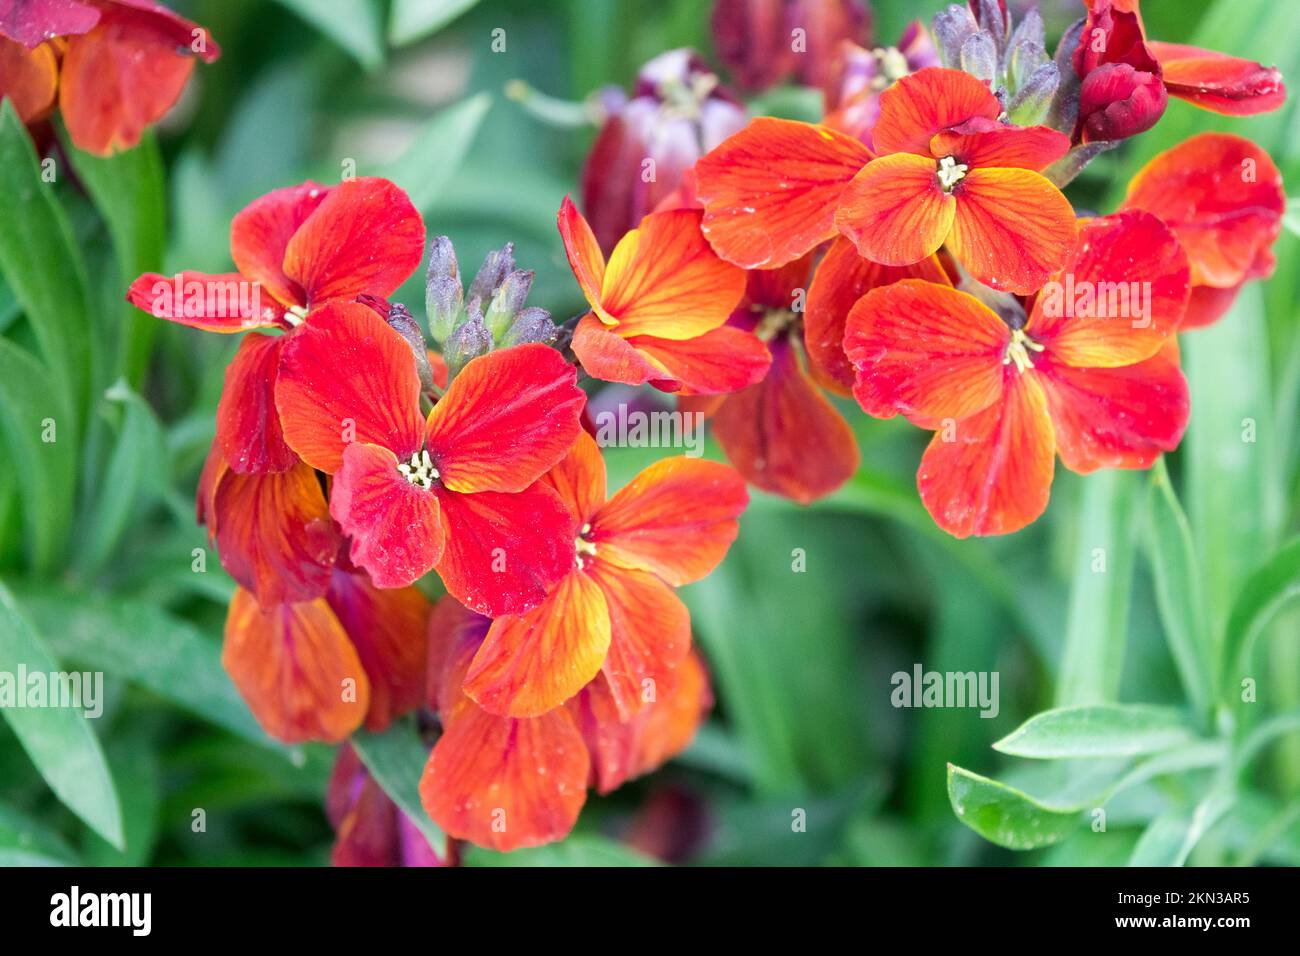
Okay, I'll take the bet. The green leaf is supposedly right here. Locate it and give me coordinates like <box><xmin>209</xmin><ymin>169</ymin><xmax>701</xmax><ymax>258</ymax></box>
<box><xmin>379</xmin><ymin>93</ymin><xmax>492</xmax><ymax>212</ymax></box>
<box><xmin>0</xmin><ymin>582</ymin><xmax>123</xmax><ymax>848</ymax></box>
<box><xmin>1056</xmin><ymin>471</ymin><xmax>1138</xmax><ymax>706</ymax></box>
<box><xmin>1144</xmin><ymin>459</ymin><xmax>1214</xmax><ymax>717</ymax></box>
<box><xmin>0</xmin><ymin>101</ymin><xmax>91</xmax><ymax>421</ymax></box>
<box><xmin>64</xmin><ymin>131</ymin><xmax>165</xmax><ymax>386</ymax></box>
<box><xmin>1221</xmin><ymin>537</ymin><xmax>1300</xmax><ymax>692</ymax></box>
<box><xmin>78</xmin><ymin>382</ymin><xmax>169</xmax><ymax>574</ymax></box>
<box><xmin>0</xmin><ymin>339</ymin><xmax>76</xmax><ymax>572</ymax></box>
<box><xmin>993</xmin><ymin>705</ymin><xmax>1196</xmax><ymax>760</ymax></box>
<box><xmin>389</xmin><ymin>0</ymin><xmax>481</xmax><ymax>46</ymax></box>
<box><xmin>1128</xmin><ymin>789</ymin><xmax>1234</xmax><ymax>866</ymax></box>
<box><xmin>463</xmin><ymin>835</ymin><xmax>659</xmax><ymax>867</ymax></box>
<box><xmin>947</xmin><ymin>764</ymin><xmax>1083</xmax><ymax>850</ymax></box>
<box><xmin>272</xmin><ymin>0</ymin><xmax>385</xmax><ymax>69</ymax></box>
<box><xmin>19</xmin><ymin>588</ymin><xmax>270</xmax><ymax>748</ymax></box>
<box><xmin>351</xmin><ymin>719</ymin><xmax>445</xmax><ymax>853</ymax></box>
<box><xmin>0</xmin><ymin>804</ymin><xmax>77</xmax><ymax>866</ymax></box>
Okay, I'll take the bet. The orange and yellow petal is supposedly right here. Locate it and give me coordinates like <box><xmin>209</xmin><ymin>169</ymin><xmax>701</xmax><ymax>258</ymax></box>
<box><xmin>1036</xmin><ymin>345</ymin><xmax>1188</xmax><ymax>475</ymax></box>
<box><xmin>557</xmin><ymin>194</ymin><xmax>607</xmax><ymax>309</ymax></box>
<box><xmin>599</xmin><ymin>209</ymin><xmax>746</xmax><ymax>339</ymax></box>
<box><xmin>1027</xmin><ymin>210</ymin><xmax>1188</xmax><ymax>367</ymax></box>
<box><xmin>593</xmin><ymin>457</ymin><xmax>747</xmax><ymax>586</ymax></box>
<box><xmin>464</xmin><ymin>569</ymin><xmax>611</xmax><ymax>718</ymax></box>
<box><xmin>423</xmin><ymin>344</ymin><xmax>585</xmax><ymax>494</ymax></box>
<box><xmin>628</xmin><ymin>325</ymin><xmax>772</xmax><ymax>395</ymax></box>
<box><xmin>843</xmin><ymin>279</ymin><xmax>1007</xmax><ymax>427</ymax></box>
<box><xmin>695</xmin><ymin>116</ymin><xmax>873</xmax><ymax>269</ymax></box>
<box><xmin>917</xmin><ymin>371</ymin><xmax>1055</xmax><ymax>538</ymax></box>
<box><xmin>834</xmin><ymin>153</ymin><xmax>955</xmax><ymax>266</ymax></box>
<box><xmin>223</xmin><ymin>588</ymin><xmax>369</xmax><ymax>744</ymax></box>
<box><xmin>541</xmin><ymin>431</ymin><xmax>606</xmax><ymax>528</ymax></box>
<box><xmin>0</xmin><ymin>37</ymin><xmax>56</xmax><ymax>123</ymax></box>
<box><xmin>805</xmin><ymin>237</ymin><xmax>951</xmax><ymax>393</ymax></box>
<box><xmin>870</xmin><ymin>66</ymin><xmax>1000</xmax><ymax>156</ymax></box>
<box><xmin>929</xmin><ymin>121</ymin><xmax>1070</xmax><ymax>171</ymax></box>
<box><xmin>946</xmin><ymin>167</ymin><xmax>1078</xmax><ymax>294</ymax></box>
<box><xmin>711</xmin><ymin>337</ymin><xmax>858</xmax><ymax>504</ymax></box>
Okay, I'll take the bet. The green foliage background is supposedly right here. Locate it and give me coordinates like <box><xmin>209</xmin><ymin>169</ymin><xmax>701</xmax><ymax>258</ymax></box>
<box><xmin>0</xmin><ymin>0</ymin><xmax>1297</xmax><ymax>866</ymax></box>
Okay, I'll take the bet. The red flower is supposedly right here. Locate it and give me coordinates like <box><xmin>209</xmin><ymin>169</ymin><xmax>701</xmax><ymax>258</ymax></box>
<box><xmin>1122</xmin><ymin>133</ymin><xmax>1284</xmax><ymax>329</ymax></box>
<box><xmin>843</xmin><ymin>211</ymin><xmax>1190</xmax><ymax>536</ymax></box>
<box><xmin>0</xmin><ymin>0</ymin><xmax>220</xmax><ymax>155</ymax></box>
<box><xmin>274</xmin><ymin>301</ymin><xmax>585</xmax><ymax>616</ymax></box>
<box><xmin>463</xmin><ymin>431</ymin><xmax>745</xmax><ymax>718</ymax></box>
<box><xmin>328</xmin><ymin>744</ymin><xmax>449</xmax><ymax>867</ymax></box>
<box><xmin>695</xmin><ymin>68</ymin><xmax>1076</xmax><ymax>293</ymax></box>
<box><xmin>558</xmin><ymin>195</ymin><xmax>769</xmax><ymax>394</ymax></box>
<box><xmin>128</xmin><ymin>177</ymin><xmax>425</xmax><ymax>473</ymax></box>
<box><xmin>419</xmin><ymin>596</ymin><xmax>712</xmax><ymax>852</ymax></box>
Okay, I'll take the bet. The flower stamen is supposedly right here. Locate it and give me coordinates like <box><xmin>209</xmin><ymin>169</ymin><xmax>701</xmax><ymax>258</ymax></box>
<box><xmin>397</xmin><ymin>449</ymin><xmax>439</xmax><ymax>489</ymax></box>
<box><xmin>575</xmin><ymin>522</ymin><xmax>598</xmax><ymax>569</ymax></box>
<box><xmin>1002</xmin><ymin>328</ymin><xmax>1045</xmax><ymax>374</ymax></box>
<box><xmin>936</xmin><ymin>155</ymin><xmax>969</xmax><ymax>192</ymax></box>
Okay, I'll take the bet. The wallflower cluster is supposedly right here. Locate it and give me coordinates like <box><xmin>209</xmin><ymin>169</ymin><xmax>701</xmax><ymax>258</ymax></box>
<box><xmin>13</xmin><ymin>0</ymin><xmax>1274</xmax><ymax>861</ymax></box>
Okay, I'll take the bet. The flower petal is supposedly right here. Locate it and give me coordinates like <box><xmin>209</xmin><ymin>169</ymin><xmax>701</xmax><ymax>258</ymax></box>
<box><xmin>464</xmin><ymin>569</ymin><xmax>611</xmax><ymax>718</ymax></box>
<box><xmin>275</xmin><ymin>301</ymin><xmax>425</xmax><ymax>473</ymax></box>
<box><xmin>420</xmin><ymin>704</ymin><xmax>589</xmax><ymax>852</ymax></box>
<box><xmin>1036</xmin><ymin>344</ymin><xmax>1188</xmax><ymax>474</ymax></box>
<box><xmin>871</xmin><ymin>66</ymin><xmax>1001</xmax><ymax>156</ymax></box>
<box><xmin>331</xmin><ymin>442</ymin><xmax>445</xmax><ymax>590</ymax></box>
<box><xmin>843</xmin><ymin>280</ymin><xmax>1007</xmax><ymax>426</ymax></box>
<box><xmin>590</xmin><ymin>560</ymin><xmax>690</xmax><ymax>720</ymax></box>
<box><xmin>424</xmin><ymin>344</ymin><xmax>585</xmax><ymax>494</ymax></box>
<box><xmin>557</xmin><ymin>194</ymin><xmax>607</xmax><ymax>308</ymax></box>
<box><xmin>231</xmin><ymin>182</ymin><xmax>330</xmax><ymax>309</ymax></box>
<box><xmin>283</xmin><ymin>177</ymin><xmax>425</xmax><ymax>306</ymax></box>
<box><xmin>1122</xmin><ymin>132</ymin><xmax>1284</xmax><ymax>289</ymax></box>
<box><xmin>1149</xmin><ymin>41</ymin><xmax>1286</xmax><ymax>115</ymax></box>
<box><xmin>917</xmin><ymin>371</ymin><xmax>1055</xmax><ymax>538</ymax></box>
<box><xmin>223</xmin><ymin>588</ymin><xmax>369</xmax><ymax>744</ymax></box>
<box><xmin>542</xmin><ymin>431</ymin><xmax>606</xmax><ymax>527</ymax></box>
<box><xmin>216</xmin><ymin>332</ymin><xmax>298</xmax><ymax>474</ymax></box>
<box><xmin>947</xmin><ymin>167</ymin><xmax>1078</xmax><ymax>294</ymax></box>
<box><xmin>127</xmin><ymin>271</ymin><xmax>283</xmax><ymax>332</ymax></box>
<box><xmin>834</xmin><ymin>153</ymin><xmax>956</xmax><ymax>266</ymax></box>
<box><xmin>929</xmin><ymin>120</ymin><xmax>1070</xmax><ymax>171</ymax></box>
<box><xmin>0</xmin><ymin>37</ymin><xmax>56</xmax><ymax>123</ymax></box>
<box><xmin>627</xmin><ymin>325</ymin><xmax>772</xmax><ymax>395</ymax></box>
<box><xmin>711</xmin><ymin>337</ymin><xmax>858</xmax><ymax>504</ymax></box>
<box><xmin>1026</xmin><ymin>210</ymin><xmax>1188</xmax><ymax>367</ymax></box>
<box><xmin>433</xmin><ymin>482</ymin><xmax>575</xmax><ymax>618</ymax></box>
<box><xmin>326</xmin><ymin>568</ymin><xmax>430</xmax><ymax>733</ymax></box>
<box><xmin>593</xmin><ymin>458</ymin><xmax>747</xmax><ymax>586</ymax></box>
<box><xmin>804</xmin><ymin>236</ymin><xmax>951</xmax><ymax>392</ymax></box>
<box><xmin>212</xmin><ymin>460</ymin><xmax>339</xmax><ymax>606</ymax></box>
<box><xmin>695</xmin><ymin>116</ymin><xmax>874</xmax><ymax>269</ymax></box>
<box><xmin>0</xmin><ymin>1</ymin><xmax>98</xmax><ymax>48</ymax></box>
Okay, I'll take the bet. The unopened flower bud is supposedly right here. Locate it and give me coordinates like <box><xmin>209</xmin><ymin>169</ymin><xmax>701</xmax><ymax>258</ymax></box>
<box><xmin>425</xmin><ymin>236</ymin><xmax>463</xmax><ymax>344</ymax></box>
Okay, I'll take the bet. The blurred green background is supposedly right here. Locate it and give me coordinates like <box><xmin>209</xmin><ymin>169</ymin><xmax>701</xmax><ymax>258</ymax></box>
<box><xmin>0</xmin><ymin>0</ymin><xmax>1298</xmax><ymax>866</ymax></box>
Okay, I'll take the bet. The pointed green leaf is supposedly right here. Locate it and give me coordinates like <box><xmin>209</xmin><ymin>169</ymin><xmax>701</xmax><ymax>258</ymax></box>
<box><xmin>351</xmin><ymin>719</ymin><xmax>445</xmax><ymax>852</ymax></box>
<box><xmin>272</xmin><ymin>0</ymin><xmax>385</xmax><ymax>69</ymax></box>
<box><xmin>389</xmin><ymin>0</ymin><xmax>481</xmax><ymax>46</ymax></box>
<box><xmin>947</xmin><ymin>764</ymin><xmax>1083</xmax><ymax>850</ymax></box>
<box><xmin>994</xmin><ymin>705</ymin><xmax>1195</xmax><ymax>759</ymax></box>
<box><xmin>379</xmin><ymin>93</ymin><xmax>491</xmax><ymax>212</ymax></box>
<box><xmin>1222</xmin><ymin>537</ymin><xmax>1300</xmax><ymax>691</ymax></box>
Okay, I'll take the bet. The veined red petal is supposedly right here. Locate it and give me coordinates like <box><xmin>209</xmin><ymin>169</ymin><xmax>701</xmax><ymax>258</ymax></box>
<box><xmin>834</xmin><ymin>153</ymin><xmax>955</xmax><ymax>266</ymax></box>
<box><xmin>231</xmin><ymin>182</ymin><xmax>330</xmax><ymax>309</ymax></box>
<box><xmin>541</xmin><ymin>431</ymin><xmax>606</xmax><ymax>528</ymax></box>
<box><xmin>0</xmin><ymin>0</ymin><xmax>98</xmax><ymax>47</ymax></box>
<box><xmin>628</xmin><ymin>325</ymin><xmax>772</xmax><ymax>395</ymax></box>
<box><xmin>598</xmin><ymin>209</ymin><xmax>745</xmax><ymax>339</ymax></box>
<box><xmin>223</xmin><ymin>588</ymin><xmax>369</xmax><ymax>744</ymax></box>
<box><xmin>419</xmin><ymin>702</ymin><xmax>589</xmax><ymax>853</ymax></box>
<box><xmin>711</xmin><ymin>337</ymin><xmax>858</xmax><ymax>504</ymax></box>
<box><xmin>212</xmin><ymin>460</ymin><xmax>339</xmax><ymax>606</ymax></box>
<box><xmin>216</xmin><ymin>332</ymin><xmax>297</xmax><ymax>474</ymax></box>
<box><xmin>843</xmin><ymin>280</ymin><xmax>1007</xmax><ymax>427</ymax></box>
<box><xmin>283</xmin><ymin>177</ymin><xmax>425</xmax><ymax>306</ymax></box>
<box><xmin>331</xmin><ymin>442</ymin><xmax>445</xmax><ymax>590</ymax></box>
<box><xmin>804</xmin><ymin>237</ymin><xmax>951</xmax><ymax>393</ymax></box>
<box><xmin>1036</xmin><ymin>345</ymin><xmax>1188</xmax><ymax>474</ymax></box>
<box><xmin>275</xmin><ymin>301</ymin><xmax>425</xmax><ymax>473</ymax></box>
<box><xmin>917</xmin><ymin>371</ymin><xmax>1055</xmax><ymax>538</ymax></box>
<box><xmin>1149</xmin><ymin>41</ymin><xmax>1286</xmax><ymax>115</ymax></box>
<box><xmin>593</xmin><ymin>457</ymin><xmax>747</xmax><ymax>586</ymax></box>
<box><xmin>433</xmin><ymin>482</ymin><xmax>575</xmax><ymax>618</ymax></box>
<box><xmin>464</xmin><ymin>569</ymin><xmax>611</xmax><ymax>718</ymax></box>
<box><xmin>127</xmin><ymin>271</ymin><xmax>284</xmax><ymax>332</ymax></box>
<box><xmin>557</xmin><ymin>194</ymin><xmax>607</xmax><ymax>309</ymax></box>
<box><xmin>590</xmin><ymin>560</ymin><xmax>690</xmax><ymax>721</ymax></box>
<box><xmin>1180</xmin><ymin>282</ymin><xmax>1241</xmax><ymax>331</ymax></box>
<box><xmin>870</xmin><ymin>67</ymin><xmax>1000</xmax><ymax>156</ymax></box>
<box><xmin>695</xmin><ymin>116</ymin><xmax>874</xmax><ymax>269</ymax></box>
<box><xmin>929</xmin><ymin>120</ymin><xmax>1070</xmax><ymax>171</ymax></box>
<box><xmin>947</xmin><ymin>167</ymin><xmax>1078</xmax><ymax>294</ymax></box>
<box><xmin>326</xmin><ymin>569</ymin><xmax>430</xmax><ymax>733</ymax></box>
<box><xmin>1122</xmin><ymin>133</ymin><xmax>1284</xmax><ymax>289</ymax></box>
<box><xmin>424</xmin><ymin>344</ymin><xmax>584</xmax><ymax>494</ymax></box>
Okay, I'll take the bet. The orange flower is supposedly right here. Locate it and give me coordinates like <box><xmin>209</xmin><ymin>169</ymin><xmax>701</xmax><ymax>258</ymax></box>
<box><xmin>419</xmin><ymin>596</ymin><xmax>712</xmax><ymax>852</ymax></box>
<box><xmin>1122</xmin><ymin>133</ymin><xmax>1284</xmax><ymax>329</ymax></box>
<box><xmin>461</xmin><ymin>431</ymin><xmax>745</xmax><ymax>718</ymax></box>
<box><xmin>843</xmin><ymin>211</ymin><xmax>1190</xmax><ymax>537</ymax></box>
<box><xmin>559</xmin><ymin>196</ymin><xmax>768</xmax><ymax>394</ymax></box>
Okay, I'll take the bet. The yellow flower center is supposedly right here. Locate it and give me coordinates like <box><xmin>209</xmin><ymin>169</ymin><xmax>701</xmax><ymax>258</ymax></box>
<box><xmin>398</xmin><ymin>450</ymin><xmax>439</xmax><ymax>489</ymax></box>
<box><xmin>936</xmin><ymin>155</ymin><xmax>969</xmax><ymax>192</ymax></box>
<box><xmin>575</xmin><ymin>522</ymin><xmax>598</xmax><ymax>569</ymax></box>
<box><xmin>1003</xmin><ymin>328</ymin><xmax>1045</xmax><ymax>374</ymax></box>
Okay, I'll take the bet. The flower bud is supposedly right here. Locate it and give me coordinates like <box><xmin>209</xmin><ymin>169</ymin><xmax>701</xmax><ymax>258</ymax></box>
<box><xmin>425</xmin><ymin>236</ymin><xmax>462</xmax><ymax>344</ymax></box>
<box><xmin>443</xmin><ymin>310</ymin><xmax>492</xmax><ymax>379</ymax></box>
<box><xmin>1076</xmin><ymin>62</ymin><xmax>1167</xmax><ymax>143</ymax></box>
